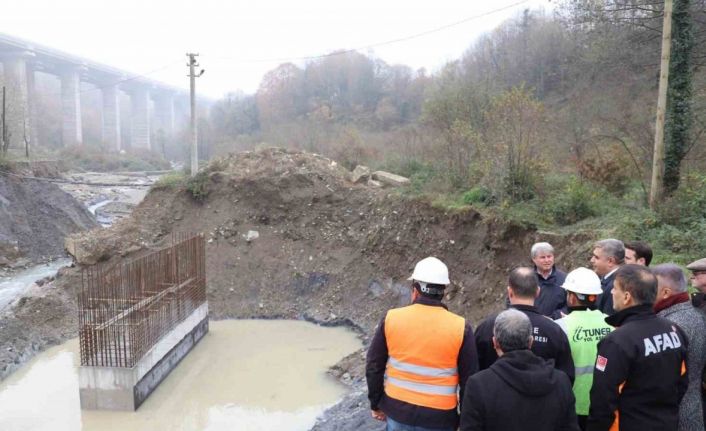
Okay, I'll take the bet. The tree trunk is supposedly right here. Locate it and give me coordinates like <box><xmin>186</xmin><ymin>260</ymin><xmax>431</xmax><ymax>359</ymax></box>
<box><xmin>663</xmin><ymin>0</ymin><xmax>694</xmax><ymax>194</ymax></box>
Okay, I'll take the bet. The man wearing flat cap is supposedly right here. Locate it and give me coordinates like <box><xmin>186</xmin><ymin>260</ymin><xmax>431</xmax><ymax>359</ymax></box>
<box><xmin>687</xmin><ymin>258</ymin><xmax>706</xmax><ymax>313</ymax></box>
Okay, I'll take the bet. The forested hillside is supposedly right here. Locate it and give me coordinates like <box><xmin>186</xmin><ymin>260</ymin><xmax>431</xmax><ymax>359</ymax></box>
<box><xmin>208</xmin><ymin>1</ymin><xmax>706</xmax><ymax>262</ymax></box>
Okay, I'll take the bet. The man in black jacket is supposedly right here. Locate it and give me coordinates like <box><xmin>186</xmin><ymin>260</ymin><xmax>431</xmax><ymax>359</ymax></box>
<box><xmin>475</xmin><ymin>267</ymin><xmax>575</xmax><ymax>381</ymax></box>
<box><xmin>461</xmin><ymin>308</ymin><xmax>579</xmax><ymax>431</ymax></box>
<box><xmin>587</xmin><ymin>264</ymin><xmax>689</xmax><ymax>431</ymax></box>
<box><xmin>591</xmin><ymin>239</ymin><xmax>625</xmax><ymax>315</ymax></box>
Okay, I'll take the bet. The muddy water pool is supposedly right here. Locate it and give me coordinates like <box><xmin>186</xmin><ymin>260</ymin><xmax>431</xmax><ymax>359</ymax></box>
<box><xmin>0</xmin><ymin>319</ymin><xmax>361</xmax><ymax>431</ymax></box>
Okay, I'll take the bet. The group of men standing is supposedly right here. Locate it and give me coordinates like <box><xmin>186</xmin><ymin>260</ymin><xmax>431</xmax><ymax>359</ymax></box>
<box><xmin>366</xmin><ymin>240</ymin><xmax>706</xmax><ymax>431</ymax></box>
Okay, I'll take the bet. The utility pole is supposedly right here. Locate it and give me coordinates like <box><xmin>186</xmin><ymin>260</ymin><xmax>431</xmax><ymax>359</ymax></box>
<box><xmin>649</xmin><ymin>0</ymin><xmax>674</xmax><ymax>209</ymax></box>
<box><xmin>187</xmin><ymin>53</ymin><xmax>204</xmax><ymax>177</ymax></box>
<box><xmin>24</xmin><ymin>121</ymin><xmax>30</xmax><ymax>158</ymax></box>
<box><xmin>1</xmin><ymin>86</ymin><xmax>6</xmax><ymax>155</ymax></box>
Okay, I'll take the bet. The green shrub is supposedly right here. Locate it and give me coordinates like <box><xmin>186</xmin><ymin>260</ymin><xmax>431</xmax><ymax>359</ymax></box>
<box><xmin>620</xmin><ymin>214</ymin><xmax>706</xmax><ymax>264</ymax></box>
<box><xmin>504</xmin><ymin>165</ymin><xmax>539</xmax><ymax>202</ymax></box>
<box><xmin>462</xmin><ymin>186</ymin><xmax>493</xmax><ymax>205</ymax></box>
<box><xmin>496</xmin><ymin>201</ymin><xmax>544</xmax><ymax>229</ymax></box>
<box><xmin>185</xmin><ymin>170</ymin><xmax>210</xmax><ymax>201</ymax></box>
<box><xmin>381</xmin><ymin>158</ymin><xmax>433</xmax><ymax>178</ymax></box>
<box><xmin>152</xmin><ymin>171</ymin><xmax>185</xmax><ymax>190</ymax></box>
<box><xmin>385</xmin><ymin>160</ymin><xmax>437</xmax><ymax>195</ymax></box>
<box><xmin>409</xmin><ymin>167</ymin><xmax>437</xmax><ymax>194</ymax></box>
<box><xmin>546</xmin><ymin>177</ymin><xmax>600</xmax><ymax>225</ymax></box>
<box><xmin>658</xmin><ymin>174</ymin><xmax>706</xmax><ymax>226</ymax></box>
<box><xmin>618</xmin><ymin>174</ymin><xmax>706</xmax><ymax>263</ymax></box>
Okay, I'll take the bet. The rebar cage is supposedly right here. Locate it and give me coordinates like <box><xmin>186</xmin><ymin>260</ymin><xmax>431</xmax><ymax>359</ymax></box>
<box><xmin>77</xmin><ymin>233</ymin><xmax>206</xmax><ymax>368</ymax></box>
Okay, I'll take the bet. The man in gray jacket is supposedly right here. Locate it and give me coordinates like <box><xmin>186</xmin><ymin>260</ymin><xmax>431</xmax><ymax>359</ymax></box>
<box><xmin>653</xmin><ymin>263</ymin><xmax>706</xmax><ymax>431</ymax></box>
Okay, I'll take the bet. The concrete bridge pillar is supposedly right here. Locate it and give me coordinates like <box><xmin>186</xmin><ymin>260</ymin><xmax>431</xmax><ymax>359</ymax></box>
<box><xmin>173</xmin><ymin>95</ymin><xmax>189</xmax><ymax>135</ymax></box>
<box><xmin>102</xmin><ymin>85</ymin><xmax>121</xmax><ymax>151</ymax></box>
<box><xmin>60</xmin><ymin>66</ymin><xmax>83</xmax><ymax>146</ymax></box>
<box><xmin>152</xmin><ymin>91</ymin><xmax>175</xmax><ymax>157</ymax></box>
<box><xmin>130</xmin><ymin>86</ymin><xmax>150</xmax><ymax>150</ymax></box>
<box><xmin>153</xmin><ymin>91</ymin><xmax>175</xmax><ymax>138</ymax></box>
<box><xmin>1</xmin><ymin>52</ymin><xmax>33</xmax><ymax>152</ymax></box>
<box><xmin>26</xmin><ymin>62</ymin><xmax>39</xmax><ymax>150</ymax></box>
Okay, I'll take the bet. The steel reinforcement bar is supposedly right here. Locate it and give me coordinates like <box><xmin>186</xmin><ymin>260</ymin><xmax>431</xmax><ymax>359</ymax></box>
<box><xmin>77</xmin><ymin>233</ymin><xmax>206</xmax><ymax>368</ymax></box>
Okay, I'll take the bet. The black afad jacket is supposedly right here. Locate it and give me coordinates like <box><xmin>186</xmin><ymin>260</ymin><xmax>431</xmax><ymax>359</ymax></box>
<box><xmin>587</xmin><ymin>304</ymin><xmax>688</xmax><ymax>431</ymax></box>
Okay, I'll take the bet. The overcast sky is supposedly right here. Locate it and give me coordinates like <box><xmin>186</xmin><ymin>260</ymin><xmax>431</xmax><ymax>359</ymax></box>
<box><xmin>1</xmin><ymin>0</ymin><xmax>551</xmax><ymax>99</ymax></box>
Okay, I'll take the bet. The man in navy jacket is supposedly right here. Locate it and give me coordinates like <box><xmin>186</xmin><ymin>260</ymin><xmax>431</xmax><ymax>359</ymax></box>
<box><xmin>532</xmin><ymin>242</ymin><xmax>567</xmax><ymax>319</ymax></box>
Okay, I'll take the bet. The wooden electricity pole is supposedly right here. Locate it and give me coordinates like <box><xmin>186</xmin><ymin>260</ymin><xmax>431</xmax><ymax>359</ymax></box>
<box><xmin>187</xmin><ymin>53</ymin><xmax>203</xmax><ymax>177</ymax></box>
<box><xmin>649</xmin><ymin>0</ymin><xmax>674</xmax><ymax>209</ymax></box>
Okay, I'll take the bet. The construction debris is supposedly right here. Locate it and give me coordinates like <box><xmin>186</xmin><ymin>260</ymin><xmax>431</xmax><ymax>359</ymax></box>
<box><xmin>371</xmin><ymin>171</ymin><xmax>410</xmax><ymax>187</ymax></box>
<box><xmin>349</xmin><ymin>165</ymin><xmax>371</xmax><ymax>184</ymax></box>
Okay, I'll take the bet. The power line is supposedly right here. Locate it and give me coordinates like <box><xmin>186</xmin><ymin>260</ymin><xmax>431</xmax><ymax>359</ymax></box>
<box><xmin>213</xmin><ymin>0</ymin><xmax>533</xmax><ymax>64</ymax></box>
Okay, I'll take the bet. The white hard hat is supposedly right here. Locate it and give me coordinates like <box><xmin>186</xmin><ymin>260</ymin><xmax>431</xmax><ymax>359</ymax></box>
<box><xmin>561</xmin><ymin>267</ymin><xmax>603</xmax><ymax>295</ymax></box>
<box><xmin>408</xmin><ymin>257</ymin><xmax>450</xmax><ymax>285</ymax></box>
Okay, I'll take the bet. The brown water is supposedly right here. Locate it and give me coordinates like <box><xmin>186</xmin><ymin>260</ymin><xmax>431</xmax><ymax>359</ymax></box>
<box><xmin>0</xmin><ymin>320</ymin><xmax>362</xmax><ymax>431</ymax></box>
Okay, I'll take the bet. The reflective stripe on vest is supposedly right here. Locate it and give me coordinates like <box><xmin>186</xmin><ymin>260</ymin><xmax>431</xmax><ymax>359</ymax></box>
<box><xmin>574</xmin><ymin>365</ymin><xmax>595</xmax><ymax>376</ymax></box>
<box><xmin>566</xmin><ymin>309</ymin><xmax>613</xmax><ymax>416</ymax></box>
<box><xmin>386</xmin><ymin>376</ymin><xmax>458</xmax><ymax>395</ymax></box>
<box><xmin>384</xmin><ymin>303</ymin><xmax>465</xmax><ymax>410</ymax></box>
<box><xmin>388</xmin><ymin>357</ymin><xmax>458</xmax><ymax>377</ymax></box>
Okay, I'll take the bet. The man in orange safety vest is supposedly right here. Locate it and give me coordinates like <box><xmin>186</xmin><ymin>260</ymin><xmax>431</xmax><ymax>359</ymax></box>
<box><xmin>366</xmin><ymin>256</ymin><xmax>479</xmax><ymax>431</ymax></box>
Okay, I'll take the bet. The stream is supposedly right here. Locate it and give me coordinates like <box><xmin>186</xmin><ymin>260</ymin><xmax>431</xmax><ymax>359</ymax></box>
<box><xmin>0</xmin><ymin>258</ymin><xmax>72</xmax><ymax>312</ymax></box>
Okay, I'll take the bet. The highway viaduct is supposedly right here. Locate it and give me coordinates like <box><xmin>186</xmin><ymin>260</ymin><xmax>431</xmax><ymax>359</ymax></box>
<box><xmin>0</xmin><ymin>32</ymin><xmax>193</xmax><ymax>153</ymax></box>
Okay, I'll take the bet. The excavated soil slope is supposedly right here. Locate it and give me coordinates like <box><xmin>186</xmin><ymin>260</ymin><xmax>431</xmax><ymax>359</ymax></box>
<box><xmin>0</xmin><ymin>163</ymin><xmax>96</xmax><ymax>379</ymax></box>
<box><xmin>0</xmin><ymin>168</ymin><xmax>96</xmax><ymax>266</ymax></box>
<box><xmin>1</xmin><ymin>148</ymin><xmax>592</xmax><ymax>429</ymax></box>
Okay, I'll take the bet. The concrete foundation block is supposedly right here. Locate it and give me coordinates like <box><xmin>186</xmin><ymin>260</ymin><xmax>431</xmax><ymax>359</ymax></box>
<box><xmin>79</xmin><ymin>303</ymin><xmax>209</xmax><ymax>411</ymax></box>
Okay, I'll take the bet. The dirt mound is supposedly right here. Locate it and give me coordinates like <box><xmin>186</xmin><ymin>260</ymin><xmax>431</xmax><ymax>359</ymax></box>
<box><xmin>10</xmin><ymin>148</ymin><xmax>589</xmax><ymax>429</ymax></box>
<box><xmin>209</xmin><ymin>148</ymin><xmax>351</xmax><ymax>183</ymax></box>
<box><xmin>63</xmin><ymin>148</ymin><xmax>538</xmax><ymax>324</ymax></box>
<box><xmin>0</xmin><ymin>172</ymin><xmax>96</xmax><ymax>267</ymax></box>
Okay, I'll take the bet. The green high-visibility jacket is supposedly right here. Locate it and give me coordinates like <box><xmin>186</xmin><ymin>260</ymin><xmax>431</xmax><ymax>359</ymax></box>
<box><xmin>556</xmin><ymin>308</ymin><xmax>613</xmax><ymax>416</ymax></box>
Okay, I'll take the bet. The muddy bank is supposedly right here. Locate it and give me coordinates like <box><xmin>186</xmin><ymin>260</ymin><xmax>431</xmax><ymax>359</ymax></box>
<box><xmin>1</xmin><ymin>149</ymin><xmax>592</xmax><ymax>429</ymax></box>
<box><xmin>0</xmin><ymin>266</ymin><xmax>80</xmax><ymax>380</ymax></box>
<box><xmin>0</xmin><ymin>171</ymin><xmax>96</xmax><ymax>268</ymax></box>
